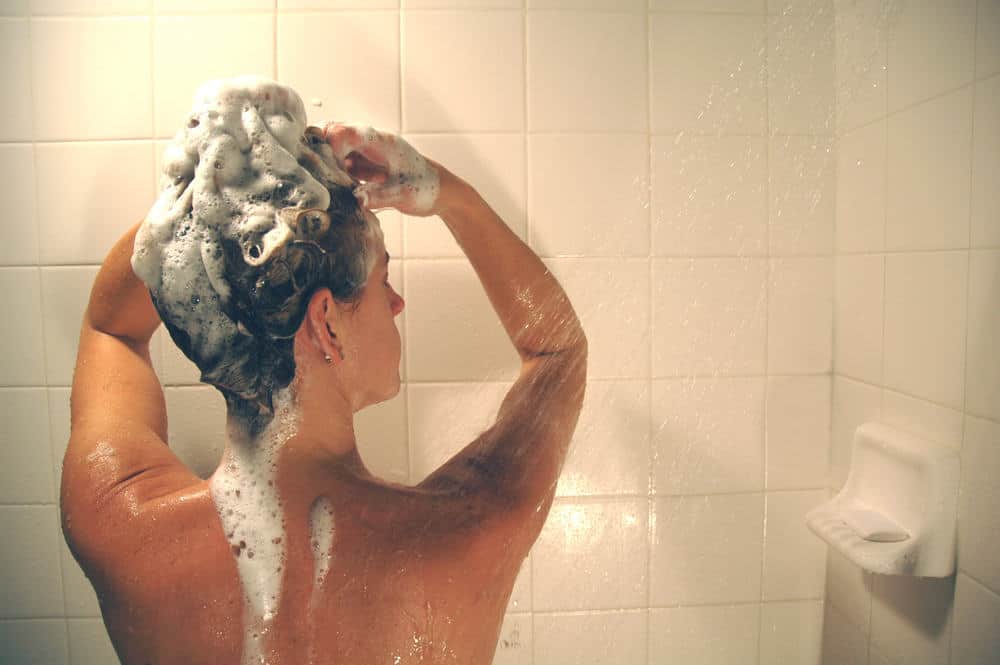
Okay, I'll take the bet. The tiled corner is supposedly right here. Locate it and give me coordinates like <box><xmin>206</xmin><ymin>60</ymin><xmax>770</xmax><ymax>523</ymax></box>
<box><xmin>35</xmin><ymin>141</ymin><xmax>155</xmax><ymax>265</ymax></box>
<box><xmin>403</xmin><ymin>260</ymin><xmax>521</xmax><ymax>382</ymax></box>
<box><xmin>834</xmin><ymin>254</ymin><xmax>884</xmax><ymax>384</ymax></box>
<box><xmin>886</xmin><ymin>88</ymin><xmax>973</xmax><ymax>251</ymax></box>
<box><xmin>277</xmin><ymin>11</ymin><xmax>400</xmax><ymax>133</ymax></box>
<box><xmin>406</xmin><ymin>382</ymin><xmax>510</xmax><ymax>483</ymax></box>
<box><xmin>649</xmin><ymin>13</ymin><xmax>766</xmax><ymax>134</ymax></box>
<box><xmin>403</xmin><ymin>133</ymin><xmax>525</xmax><ymax>259</ymax></box>
<box><xmin>834</xmin><ymin>0</ymin><xmax>887</xmax><ymax>134</ymax></box>
<box><xmin>869</xmin><ymin>573</ymin><xmax>955</xmax><ymax>665</ymax></box>
<box><xmin>545</xmin><ymin>258</ymin><xmax>650</xmax><ymax>380</ymax></box>
<box><xmin>533</xmin><ymin>609</ymin><xmax>647</xmax><ymax>665</ymax></box>
<box><xmin>31</xmin><ymin>17</ymin><xmax>152</xmax><ymax>141</ymax></box>
<box><xmin>39</xmin><ymin>266</ymin><xmax>100</xmax><ymax>387</ymax></box>
<box><xmin>965</xmin><ymin>250</ymin><xmax>1000</xmax><ymax>421</ymax></box>
<box><xmin>0</xmin><ymin>18</ymin><xmax>34</xmax><ymax>141</ymax></box>
<box><xmin>0</xmin><ymin>505</ymin><xmax>64</xmax><ymax>619</ymax></box>
<box><xmin>556</xmin><ymin>380</ymin><xmax>649</xmax><ymax>497</ymax></box>
<box><xmin>0</xmin><ymin>388</ymin><xmax>55</xmax><ymax>504</ymax></box>
<box><xmin>354</xmin><ymin>388</ymin><xmax>408</xmax><ymax>485</ymax></box>
<box><xmin>649</xmin><ymin>604</ymin><xmax>760</xmax><ymax>664</ymax></box>
<box><xmin>768</xmin><ymin>13</ymin><xmax>836</xmax><ymax>135</ymax></box>
<box><xmin>403</xmin><ymin>10</ymin><xmax>522</xmax><ymax>132</ymax></box>
<box><xmin>650</xmin><ymin>493</ymin><xmax>764</xmax><ymax>605</ymax></box>
<box><xmin>950</xmin><ymin>573</ymin><xmax>1000</xmax><ymax>665</ymax></box>
<box><xmin>821</xmin><ymin>600</ymin><xmax>869</xmax><ymax>665</ymax></box>
<box><xmin>651</xmin><ymin>134</ymin><xmax>768</xmax><ymax>257</ymax></box>
<box><xmin>66</xmin><ymin>618</ymin><xmax>119</xmax><ymax>665</ymax></box>
<box><xmin>759</xmin><ymin>600</ymin><xmax>823</xmax><ymax>665</ymax></box>
<box><xmin>971</xmin><ymin>75</ymin><xmax>1000</xmax><ymax>248</ymax></box>
<box><xmin>768</xmin><ymin>136</ymin><xmax>835</xmax><ymax>256</ymax></box>
<box><xmin>163</xmin><ymin>386</ymin><xmax>226</xmax><ymax>480</ymax></box>
<box><xmin>824</xmin><ymin>545</ymin><xmax>873</xmax><ymax>636</ymax></box>
<box><xmin>880</xmin><ymin>389</ymin><xmax>963</xmax><ymax>451</ymax></box>
<box><xmin>762</xmin><ymin>489</ymin><xmax>827</xmax><ymax>600</ymax></box>
<box><xmin>652</xmin><ymin>258</ymin><xmax>767</xmax><ymax>377</ymax></box>
<box><xmin>767</xmin><ymin>257</ymin><xmax>832</xmax><ymax>375</ymax></box>
<box><xmin>830</xmin><ymin>376</ymin><xmax>881</xmax><ymax>491</ymax></box>
<box><xmin>958</xmin><ymin>416</ymin><xmax>1000</xmax><ymax>594</ymax></box>
<box><xmin>885</xmin><ymin>0</ymin><xmax>976</xmax><ymax>113</ymax></box>
<box><xmin>492</xmin><ymin>613</ymin><xmax>532</xmax><ymax>665</ymax></box>
<box><xmin>882</xmin><ymin>251</ymin><xmax>967</xmax><ymax>410</ymax></box>
<box><xmin>0</xmin><ymin>267</ymin><xmax>46</xmax><ymax>386</ymax></box>
<box><xmin>835</xmin><ymin>121</ymin><xmax>886</xmax><ymax>254</ymax></box>
<box><xmin>532</xmin><ymin>498</ymin><xmax>648</xmax><ymax>612</ymax></box>
<box><xmin>652</xmin><ymin>377</ymin><xmax>765</xmax><ymax>496</ymax></box>
<box><xmin>765</xmin><ymin>375</ymin><xmax>830</xmax><ymax>490</ymax></box>
<box><xmin>529</xmin><ymin>11</ymin><xmax>647</xmax><ymax>132</ymax></box>
<box><xmin>153</xmin><ymin>14</ymin><xmax>275</xmax><ymax>138</ymax></box>
<box><xmin>529</xmin><ymin>133</ymin><xmax>649</xmax><ymax>258</ymax></box>
<box><xmin>0</xmin><ymin>144</ymin><xmax>39</xmax><ymax>266</ymax></box>
<box><xmin>531</xmin><ymin>498</ymin><xmax>649</xmax><ymax>612</ymax></box>
<box><xmin>0</xmin><ymin>619</ymin><xmax>68</xmax><ymax>665</ymax></box>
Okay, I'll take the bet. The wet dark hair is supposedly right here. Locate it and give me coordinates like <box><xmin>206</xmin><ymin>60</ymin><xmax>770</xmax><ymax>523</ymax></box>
<box><xmin>151</xmin><ymin>184</ymin><xmax>372</xmax><ymax>437</ymax></box>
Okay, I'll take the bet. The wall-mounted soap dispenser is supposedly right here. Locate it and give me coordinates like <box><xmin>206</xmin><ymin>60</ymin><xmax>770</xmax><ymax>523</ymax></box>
<box><xmin>805</xmin><ymin>422</ymin><xmax>960</xmax><ymax>577</ymax></box>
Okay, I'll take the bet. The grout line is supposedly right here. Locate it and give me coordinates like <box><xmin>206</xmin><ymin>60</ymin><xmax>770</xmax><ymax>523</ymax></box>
<box><xmin>643</xmin><ymin>5</ymin><xmax>655</xmax><ymax>661</ymax></box>
<box><xmin>757</xmin><ymin>9</ymin><xmax>771</xmax><ymax>662</ymax></box>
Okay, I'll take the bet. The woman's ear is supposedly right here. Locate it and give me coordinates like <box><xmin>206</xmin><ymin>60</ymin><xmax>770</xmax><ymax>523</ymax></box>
<box><xmin>305</xmin><ymin>288</ymin><xmax>345</xmax><ymax>363</ymax></box>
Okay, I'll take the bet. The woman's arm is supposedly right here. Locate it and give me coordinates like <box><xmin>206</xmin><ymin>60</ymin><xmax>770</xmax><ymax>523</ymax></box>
<box><xmin>86</xmin><ymin>221</ymin><xmax>161</xmax><ymax>343</ymax></box>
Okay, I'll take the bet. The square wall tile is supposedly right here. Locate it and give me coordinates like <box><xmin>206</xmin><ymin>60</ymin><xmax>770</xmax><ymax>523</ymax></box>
<box><xmin>531</xmin><ymin>498</ymin><xmax>648</xmax><ymax>611</ymax></box>
<box><xmin>281</xmin><ymin>0</ymin><xmax>396</xmax><ymax>6</ymax></box>
<box><xmin>768</xmin><ymin>13</ymin><xmax>836</xmax><ymax>135</ymax></box>
<box><xmin>529</xmin><ymin>134</ymin><xmax>649</xmax><ymax>258</ymax></box>
<box><xmin>403</xmin><ymin>260</ymin><xmax>521</xmax><ymax>382</ymax></box>
<box><xmin>835</xmin><ymin>120</ymin><xmax>886</xmax><ymax>253</ymax></box>
<box><xmin>886</xmin><ymin>0</ymin><xmax>975</xmax><ymax>113</ymax></box>
<box><xmin>762</xmin><ymin>489</ymin><xmax>827</xmax><ymax>600</ymax></box>
<box><xmin>0</xmin><ymin>0</ymin><xmax>28</xmax><ymax>15</ymax></box>
<box><xmin>652</xmin><ymin>0</ymin><xmax>764</xmax><ymax>11</ymax></box>
<box><xmin>533</xmin><ymin>610</ymin><xmax>647</xmax><ymax>665</ymax></box>
<box><xmin>834</xmin><ymin>254</ymin><xmax>883</xmax><ymax>383</ymax></box>
<box><xmin>60</xmin><ymin>534</ymin><xmax>101</xmax><ymax>617</ymax></box>
<box><xmin>950</xmin><ymin>573</ymin><xmax>1000</xmax><ymax>665</ymax></box>
<box><xmin>883</xmin><ymin>251</ymin><xmax>967</xmax><ymax>410</ymax></box>
<box><xmin>958</xmin><ymin>416</ymin><xmax>1000</xmax><ymax>593</ymax></box>
<box><xmin>971</xmin><ymin>75</ymin><xmax>1000</xmax><ymax>248</ymax></box>
<box><xmin>556</xmin><ymin>380</ymin><xmax>649</xmax><ymax>497</ymax></box>
<box><xmin>163</xmin><ymin>386</ymin><xmax>226</xmax><ymax>479</ymax></box>
<box><xmin>649</xmin><ymin>604</ymin><xmax>760</xmax><ymax>665</ymax></box>
<box><xmin>870</xmin><ymin>574</ymin><xmax>955</xmax><ymax>665</ymax></box>
<box><xmin>47</xmin><ymin>387</ymin><xmax>70</xmax><ymax>497</ymax></box>
<box><xmin>765</xmin><ymin>375</ymin><xmax>830</xmax><ymax>490</ymax></box>
<box><xmin>403</xmin><ymin>10</ymin><xmax>522</xmax><ymax>132</ymax></box>
<box><xmin>651</xmin><ymin>134</ymin><xmax>768</xmax><ymax>257</ymax></box>
<box><xmin>40</xmin><ymin>266</ymin><xmax>100</xmax><ymax>386</ymax></box>
<box><xmin>652</xmin><ymin>258</ymin><xmax>768</xmax><ymax>376</ymax></box>
<box><xmin>493</xmin><ymin>613</ymin><xmax>532</xmax><ymax>665</ymax></box>
<box><xmin>830</xmin><ymin>375</ymin><xmax>881</xmax><ymax>490</ymax></box>
<box><xmin>0</xmin><ymin>388</ymin><xmax>54</xmax><ymax>503</ymax></box>
<box><xmin>978</xmin><ymin>0</ymin><xmax>1000</xmax><ymax>79</ymax></box>
<box><xmin>886</xmin><ymin>88</ymin><xmax>972</xmax><ymax>251</ymax></box>
<box><xmin>820</xmin><ymin>600</ymin><xmax>870</xmax><ymax>665</ymax></box>
<box><xmin>0</xmin><ymin>619</ymin><xmax>67</xmax><ymax>665</ymax></box>
<box><xmin>406</xmin><ymin>382</ymin><xmax>510</xmax><ymax>483</ymax></box>
<box><xmin>881</xmin><ymin>389</ymin><xmax>963</xmax><ymax>451</ymax></box>
<box><xmin>650</xmin><ymin>493</ymin><xmax>764</xmax><ymax>605</ymax></box>
<box><xmin>652</xmin><ymin>377</ymin><xmax>765</xmax><ymax>495</ymax></box>
<box><xmin>546</xmin><ymin>258</ymin><xmax>650</xmax><ymax>380</ymax></box>
<box><xmin>766</xmin><ymin>0</ymin><xmax>832</xmax><ymax>15</ymax></box>
<box><xmin>650</xmin><ymin>13</ymin><xmax>766</xmax><ymax>134</ymax></box>
<box><xmin>409</xmin><ymin>0</ymin><xmax>517</xmax><ymax>8</ymax></box>
<box><xmin>34</xmin><ymin>0</ymin><xmax>150</xmax><ymax>13</ymax></box>
<box><xmin>769</xmin><ymin>136</ymin><xmax>835</xmax><ymax>256</ymax></box>
<box><xmin>0</xmin><ymin>268</ymin><xmax>45</xmax><ymax>385</ymax></box>
<box><xmin>529</xmin><ymin>11</ymin><xmax>647</xmax><ymax>132</ymax></box>
<box><xmin>157</xmin><ymin>0</ymin><xmax>270</xmax><ymax>10</ymax></box>
<box><xmin>154</xmin><ymin>14</ymin><xmax>274</xmax><ymax>138</ymax></box>
<box><xmin>354</xmin><ymin>388</ymin><xmax>408</xmax><ymax>485</ymax></box>
<box><xmin>0</xmin><ymin>145</ymin><xmax>39</xmax><ymax>266</ymax></box>
<box><xmin>404</xmin><ymin>133</ymin><xmax>525</xmax><ymax>259</ymax></box>
<box><xmin>0</xmin><ymin>18</ymin><xmax>33</xmax><ymax>141</ymax></box>
<box><xmin>0</xmin><ymin>506</ymin><xmax>64</xmax><ymax>618</ymax></box>
<box><xmin>67</xmin><ymin>618</ymin><xmax>118</xmax><ymax>665</ymax></box>
<box><xmin>834</xmin><ymin>0</ymin><xmax>887</xmax><ymax>133</ymax></box>
<box><xmin>825</xmin><ymin>545</ymin><xmax>873</xmax><ymax>636</ymax></box>
<box><xmin>31</xmin><ymin>17</ymin><xmax>152</xmax><ymax>141</ymax></box>
<box><xmin>759</xmin><ymin>600</ymin><xmax>823</xmax><ymax>665</ymax></box>
<box><xmin>36</xmin><ymin>142</ymin><xmax>155</xmax><ymax>264</ymax></box>
<box><xmin>768</xmin><ymin>257</ymin><xmax>833</xmax><ymax>375</ymax></box>
<box><xmin>966</xmin><ymin>250</ymin><xmax>1000</xmax><ymax>420</ymax></box>
<box><xmin>278</xmin><ymin>11</ymin><xmax>400</xmax><ymax>133</ymax></box>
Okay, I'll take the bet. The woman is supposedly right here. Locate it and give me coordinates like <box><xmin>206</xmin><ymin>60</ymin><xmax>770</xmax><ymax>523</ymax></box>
<box><xmin>61</xmin><ymin>78</ymin><xmax>587</xmax><ymax>665</ymax></box>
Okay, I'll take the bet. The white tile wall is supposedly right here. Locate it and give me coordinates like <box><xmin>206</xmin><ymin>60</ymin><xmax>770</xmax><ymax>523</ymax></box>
<box><xmin>0</xmin><ymin>619</ymin><xmax>68</xmax><ymax>665</ymax></box>
<box><xmin>0</xmin><ymin>388</ymin><xmax>55</xmax><ymax>504</ymax></box>
<box><xmin>649</xmin><ymin>603</ymin><xmax>760</xmax><ymax>665</ymax></box>
<box><xmin>971</xmin><ymin>75</ymin><xmax>1000</xmax><ymax>248</ymax></box>
<box><xmin>0</xmin><ymin>144</ymin><xmax>40</xmax><ymax>265</ymax></box>
<box><xmin>0</xmin><ymin>18</ymin><xmax>33</xmax><ymax>142</ymax></box>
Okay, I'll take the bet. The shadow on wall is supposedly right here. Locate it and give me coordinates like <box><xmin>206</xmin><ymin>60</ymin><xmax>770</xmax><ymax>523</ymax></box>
<box><xmin>871</xmin><ymin>573</ymin><xmax>955</xmax><ymax>642</ymax></box>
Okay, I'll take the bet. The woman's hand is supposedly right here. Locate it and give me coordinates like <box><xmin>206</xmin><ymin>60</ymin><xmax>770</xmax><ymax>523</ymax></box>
<box><xmin>322</xmin><ymin>122</ymin><xmax>465</xmax><ymax>217</ymax></box>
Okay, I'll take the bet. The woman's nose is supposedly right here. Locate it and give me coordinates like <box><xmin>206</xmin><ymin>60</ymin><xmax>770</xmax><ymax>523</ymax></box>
<box><xmin>391</xmin><ymin>289</ymin><xmax>405</xmax><ymax>316</ymax></box>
